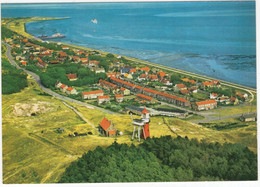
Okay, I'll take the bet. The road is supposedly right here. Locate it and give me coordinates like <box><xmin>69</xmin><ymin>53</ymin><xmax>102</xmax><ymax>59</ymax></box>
<box><xmin>2</xmin><ymin>42</ymin><xmax>117</xmax><ymax>115</ymax></box>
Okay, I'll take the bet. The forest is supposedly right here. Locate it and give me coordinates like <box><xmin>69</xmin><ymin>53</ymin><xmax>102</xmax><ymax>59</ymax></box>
<box><xmin>1</xmin><ymin>26</ymin><xmax>14</xmax><ymax>40</ymax></box>
<box><xmin>59</xmin><ymin>136</ymin><xmax>257</xmax><ymax>183</ymax></box>
<box><xmin>2</xmin><ymin>58</ymin><xmax>28</xmax><ymax>94</ymax></box>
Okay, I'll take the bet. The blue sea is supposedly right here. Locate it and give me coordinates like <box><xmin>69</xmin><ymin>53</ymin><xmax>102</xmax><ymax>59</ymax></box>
<box><xmin>1</xmin><ymin>2</ymin><xmax>256</xmax><ymax>88</ymax></box>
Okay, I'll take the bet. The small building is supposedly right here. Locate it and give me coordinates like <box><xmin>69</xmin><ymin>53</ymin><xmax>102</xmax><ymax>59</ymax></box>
<box><xmin>66</xmin><ymin>87</ymin><xmax>77</xmax><ymax>95</ymax></box>
<box><xmin>211</xmin><ymin>80</ymin><xmax>221</xmax><ymax>87</ymax></box>
<box><xmin>55</xmin><ymin>81</ymin><xmax>62</xmax><ymax>88</ymax></box>
<box><xmin>115</xmin><ymin>94</ymin><xmax>123</xmax><ymax>103</ymax></box>
<box><xmin>36</xmin><ymin>61</ymin><xmax>48</xmax><ymax>69</ymax></box>
<box><xmin>66</xmin><ymin>74</ymin><xmax>78</xmax><ymax>81</ymax></box>
<box><xmin>71</xmin><ymin>56</ymin><xmax>81</xmax><ymax>63</ymax></box>
<box><xmin>161</xmin><ymin>79</ymin><xmax>173</xmax><ymax>86</ymax></box>
<box><xmin>130</xmin><ymin>68</ymin><xmax>137</xmax><ymax>74</ymax></box>
<box><xmin>20</xmin><ymin>60</ymin><xmax>27</xmax><ymax>66</ymax></box>
<box><xmin>82</xmin><ymin>90</ymin><xmax>104</xmax><ymax>99</ymax></box>
<box><xmin>188</xmin><ymin>86</ymin><xmax>197</xmax><ymax>93</ymax></box>
<box><xmin>59</xmin><ymin>51</ymin><xmax>67</xmax><ymax>57</ymax></box>
<box><xmin>80</xmin><ymin>58</ymin><xmax>88</xmax><ymax>63</ymax></box>
<box><xmin>210</xmin><ymin>93</ymin><xmax>218</xmax><ymax>99</ymax></box>
<box><xmin>95</xmin><ymin>68</ymin><xmax>105</xmax><ymax>73</ymax></box>
<box><xmin>97</xmin><ymin>95</ymin><xmax>110</xmax><ymax>104</ymax></box>
<box><xmin>240</xmin><ymin>113</ymin><xmax>256</xmax><ymax>122</ymax></box>
<box><xmin>59</xmin><ymin>84</ymin><xmax>68</xmax><ymax>92</ymax></box>
<box><xmin>76</xmin><ymin>50</ymin><xmax>85</xmax><ymax>55</ymax></box>
<box><xmin>140</xmin><ymin>67</ymin><xmax>150</xmax><ymax>73</ymax></box>
<box><xmin>195</xmin><ymin>100</ymin><xmax>217</xmax><ymax>111</ymax></box>
<box><xmin>203</xmin><ymin>81</ymin><xmax>213</xmax><ymax>87</ymax></box>
<box><xmin>182</xmin><ymin>78</ymin><xmax>197</xmax><ymax>84</ymax></box>
<box><xmin>235</xmin><ymin>92</ymin><xmax>245</xmax><ymax>99</ymax></box>
<box><xmin>148</xmin><ymin>74</ymin><xmax>159</xmax><ymax>81</ymax></box>
<box><xmin>5</xmin><ymin>38</ymin><xmax>13</xmax><ymax>43</ymax></box>
<box><xmin>174</xmin><ymin>84</ymin><xmax>187</xmax><ymax>91</ymax></box>
<box><xmin>218</xmin><ymin>96</ymin><xmax>229</xmax><ymax>103</ymax></box>
<box><xmin>157</xmin><ymin>71</ymin><xmax>166</xmax><ymax>78</ymax></box>
<box><xmin>180</xmin><ymin>89</ymin><xmax>189</xmax><ymax>95</ymax></box>
<box><xmin>120</xmin><ymin>87</ymin><xmax>130</xmax><ymax>95</ymax></box>
<box><xmin>120</xmin><ymin>67</ymin><xmax>134</xmax><ymax>74</ymax></box>
<box><xmin>124</xmin><ymin>73</ymin><xmax>133</xmax><ymax>79</ymax></box>
<box><xmin>62</xmin><ymin>46</ymin><xmax>69</xmax><ymax>50</ymax></box>
<box><xmin>107</xmin><ymin>73</ymin><xmax>117</xmax><ymax>78</ymax></box>
<box><xmin>99</xmin><ymin>118</ymin><xmax>117</xmax><ymax>137</ymax></box>
<box><xmin>230</xmin><ymin>96</ymin><xmax>239</xmax><ymax>105</ymax></box>
<box><xmin>89</xmin><ymin>60</ymin><xmax>100</xmax><ymax>67</ymax></box>
<box><xmin>16</xmin><ymin>56</ymin><xmax>26</xmax><ymax>61</ymax></box>
<box><xmin>137</xmin><ymin>74</ymin><xmax>148</xmax><ymax>81</ymax></box>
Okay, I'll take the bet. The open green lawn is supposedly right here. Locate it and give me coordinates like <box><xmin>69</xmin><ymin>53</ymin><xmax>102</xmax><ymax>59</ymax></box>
<box><xmin>192</xmin><ymin>92</ymin><xmax>209</xmax><ymax>100</ymax></box>
<box><xmin>182</xmin><ymin>114</ymin><xmax>205</xmax><ymax>121</ymax></box>
<box><xmin>211</xmin><ymin>105</ymin><xmax>257</xmax><ymax>117</ymax></box>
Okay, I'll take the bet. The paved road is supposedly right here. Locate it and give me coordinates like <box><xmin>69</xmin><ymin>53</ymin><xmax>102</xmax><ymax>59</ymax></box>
<box><xmin>3</xmin><ymin>42</ymin><xmax>117</xmax><ymax>115</ymax></box>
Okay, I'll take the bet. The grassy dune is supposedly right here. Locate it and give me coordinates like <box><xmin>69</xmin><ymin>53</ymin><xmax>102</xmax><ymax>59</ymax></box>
<box><xmin>2</xmin><ymin>77</ymin><xmax>257</xmax><ymax>183</ymax></box>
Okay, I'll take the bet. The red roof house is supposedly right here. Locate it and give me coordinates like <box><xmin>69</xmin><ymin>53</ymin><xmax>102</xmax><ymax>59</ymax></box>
<box><xmin>97</xmin><ymin>95</ymin><xmax>110</xmax><ymax>104</ymax></box>
<box><xmin>66</xmin><ymin>74</ymin><xmax>78</xmax><ymax>81</ymax></box>
<box><xmin>82</xmin><ymin>90</ymin><xmax>104</xmax><ymax>99</ymax></box>
<box><xmin>99</xmin><ymin>118</ymin><xmax>117</xmax><ymax>137</ymax></box>
<box><xmin>196</xmin><ymin>100</ymin><xmax>217</xmax><ymax>111</ymax></box>
<box><xmin>140</xmin><ymin>67</ymin><xmax>150</xmax><ymax>72</ymax></box>
<box><xmin>59</xmin><ymin>51</ymin><xmax>67</xmax><ymax>57</ymax></box>
<box><xmin>115</xmin><ymin>94</ymin><xmax>123</xmax><ymax>102</ymax></box>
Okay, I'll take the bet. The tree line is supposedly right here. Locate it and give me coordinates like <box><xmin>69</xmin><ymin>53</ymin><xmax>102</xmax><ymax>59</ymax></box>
<box><xmin>58</xmin><ymin>136</ymin><xmax>257</xmax><ymax>183</ymax></box>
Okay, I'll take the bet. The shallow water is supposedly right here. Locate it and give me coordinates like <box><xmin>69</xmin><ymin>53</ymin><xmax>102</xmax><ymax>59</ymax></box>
<box><xmin>2</xmin><ymin>2</ymin><xmax>256</xmax><ymax>87</ymax></box>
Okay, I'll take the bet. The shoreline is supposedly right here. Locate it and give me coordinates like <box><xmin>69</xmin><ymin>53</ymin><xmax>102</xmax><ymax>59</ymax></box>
<box><xmin>5</xmin><ymin>17</ymin><xmax>256</xmax><ymax>93</ymax></box>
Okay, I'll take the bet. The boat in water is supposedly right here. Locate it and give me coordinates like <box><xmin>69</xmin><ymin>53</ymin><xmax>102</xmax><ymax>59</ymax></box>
<box><xmin>91</xmin><ymin>19</ymin><xmax>98</xmax><ymax>24</ymax></box>
<box><xmin>38</xmin><ymin>33</ymin><xmax>66</xmax><ymax>40</ymax></box>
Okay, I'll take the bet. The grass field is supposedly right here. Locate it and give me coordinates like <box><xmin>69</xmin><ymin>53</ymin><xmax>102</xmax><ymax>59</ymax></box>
<box><xmin>2</xmin><ymin>75</ymin><xmax>257</xmax><ymax>184</ymax></box>
<box><xmin>210</xmin><ymin>105</ymin><xmax>257</xmax><ymax>117</ymax></box>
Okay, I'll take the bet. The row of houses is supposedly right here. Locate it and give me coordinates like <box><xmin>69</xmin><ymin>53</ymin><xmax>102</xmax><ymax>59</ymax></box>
<box><xmin>55</xmin><ymin>81</ymin><xmax>78</xmax><ymax>95</ymax></box>
<box><xmin>99</xmin><ymin>79</ymin><xmax>131</xmax><ymax>95</ymax></box>
<box><xmin>110</xmin><ymin>77</ymin><xmax>190</xmax><ymax>107</ymax></box>
<box><xmin>81</xmin><ymin>90</ymin><xmax>124</xmax><ymax>104</ymax></box>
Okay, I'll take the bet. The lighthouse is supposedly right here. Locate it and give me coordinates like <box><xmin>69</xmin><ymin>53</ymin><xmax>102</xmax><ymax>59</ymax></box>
<box><xmin>131</xmin><ymin>108</ymin><xmax>150</xmax><ymax>141</ymax></box>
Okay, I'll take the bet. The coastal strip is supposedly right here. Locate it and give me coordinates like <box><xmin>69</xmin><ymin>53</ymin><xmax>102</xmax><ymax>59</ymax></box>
<box><xmin>5</xmin><ymin>17</ymin><xmax>256</xmax><ymax>99</ymax></box>
<box><xmin>7</xmin><ymin>17</ymin><xmax>70</xmax><ymax>39</ymax></box>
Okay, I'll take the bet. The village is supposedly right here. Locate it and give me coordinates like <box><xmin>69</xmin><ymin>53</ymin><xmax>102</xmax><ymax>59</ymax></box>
<box><xmin>5</xmin><ymin>32</ymin><xmax>250</xmax><ymax>116</ymax></box>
